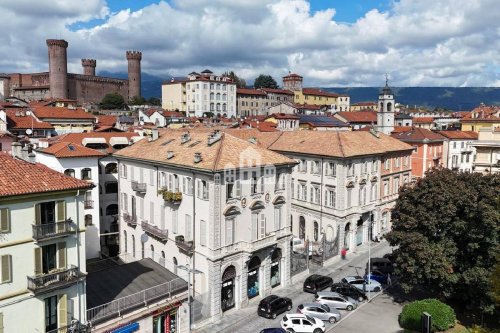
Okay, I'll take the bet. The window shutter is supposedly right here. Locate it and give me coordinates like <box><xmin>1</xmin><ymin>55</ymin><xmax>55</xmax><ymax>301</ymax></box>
<box><xmin>34</xmin><ymin>204</ymin><xmax>41</xmax><ymax>225</ymax></box>
<box><xmin>274</xmin><ymin>208</ymin><xmax>279</xmax><ymax>231</ymax></box>
<box><xmin>161</xmin><ymin>206</ymin><xmax>165</xmax><ymax>230</ymax></box>
<box><xmin>252</xmin><ymin>214</ymin><xmax>258</xmax><ymax>241</ymax></box>
<box><xmin>131</xmin><ymin>166</ymin><xmax>135</xmax><ymax>181</ymax></box>
<box><xmin>235</xmin><ymin>180</ymin><xmax>241</xmax><ymax>197</ymax></box>
<box><xmin>1</xmin><ymin>255</ymin><xmax>11</xmax><ymax>283</ymax></box>
<box><xmin>259</xmin><ymin>214</ymin><xmax>266</xmax><ymax>238</ymax></box>
<box><xmin>0</xmin><ymin>209</ymin><xmax>9</xmax><ymax>233</ymax></box>
<box><xmin>58</xmin><ymin>294</ymin><xmax>68</xmax><ymax>328</ymax></box>
<box><xmin>58</xmin><ymin>242</ymin><xmax>67</xmax><ymax>269</ymax></box>
<box><xmin>34</xmin><ymin>248</ymin><xmax>42</xmax><ymax>275</ymax></box>
<box><xmin>260</xmin><ymin>177</ymin><xmax>265</xmax><ymax>193</ymax></box>
<box><xmin>56</xmin><ymin>201</ymin><xmax>66</xmax><ymax>222</ymax></box>
<box><xmin>200</xmin><ymin>220</ymin><xmax>206</xmax><ymax>246</ymax></box>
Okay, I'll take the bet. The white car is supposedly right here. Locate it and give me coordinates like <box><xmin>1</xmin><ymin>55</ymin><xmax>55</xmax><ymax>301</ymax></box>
<box><xmin>341</xmin><ymin>276</ymin><xmax>382</xmax><ymax>292</ymax></box>
<box><xmin>281</xmin><ymin>313</ymin><xmax>325</xmax><ymax>333</ymax></box>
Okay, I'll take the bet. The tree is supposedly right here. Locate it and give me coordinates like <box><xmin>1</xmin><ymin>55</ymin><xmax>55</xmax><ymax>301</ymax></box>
<box><xmin>222</xmin><ymin>71</ymin><xmax>246</xmax><ymax>88</ymax></box>
<box><xmin>253</xmin><ymin>74</ymin><xmax>278</xmax><ymax>89</ymax></box>
<box><xmin>385</xmin><ymin>169</ymin><xmax>500</xmax><ymax>314</ymax></box>
<box><xmin>101</xmin><ymin>93</ymin><xmax>125</xmax><ymax>109</ymax></box>
<box><xmin>129</xmin><ymin>96</ymin><xmax>146</xmax><ymax>105</ymax></box>
<box><xmin>147</xmin><ymin>97</ymin><xmax>161</xmax><ymax>106</ymax></box>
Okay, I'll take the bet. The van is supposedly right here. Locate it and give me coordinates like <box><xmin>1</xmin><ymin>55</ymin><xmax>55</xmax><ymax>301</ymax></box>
<box><xmin>366</xmin><ymin>257</ymin><xmax>394</xmax><ymax>274</ymax></box>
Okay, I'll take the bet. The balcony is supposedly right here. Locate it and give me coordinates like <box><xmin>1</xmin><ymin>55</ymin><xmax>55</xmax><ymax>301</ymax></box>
<box><xmin>142</xmin><ymin>221</ymin><xmax>168</xmax><ymax>242</ymax></box>
<box><xmin>175</xmin><ymin>235</ymin><xmax>194</xmax><ymax>255</ymax></box>
<box><xmin>84</xmin><ymin>200</ymin><xmax>94</xmax><ymax>209</ymax></box>
<box><xmin>47</xmin><ymin>321</ymin><xmax>89</xmax><ymax>333</ymax></box>
<box><xmin>131</xmin><ymin>181</ymin><xmax>147</xmax><ymax>193</ymax></box>
<box><xmin>32</xmin><ymin>220</ymin><xmax>75</xmax><ymax>242</ymax></box>
<box><xmin>159</xmin><ymin>189</ymin><xmax>182</xmax><ymax>204</ymax></box>
<box><xmin>27</xmin><ymin>266</ymin><xmax>83</xmax><ymax>294</ymax></box>
<box><xmin>123</xmin><ymin>213</ymin><xmax>137</xmax><ymax>227</ymax></box>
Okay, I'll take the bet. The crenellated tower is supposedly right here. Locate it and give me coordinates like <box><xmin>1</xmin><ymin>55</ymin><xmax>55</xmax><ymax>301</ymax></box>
<box><xmin>46</xmin><ymin>39</ymin><xmax>68</xmax><ymax>99</ymax></box>
<box><xmin>81</xmin><ymin>59</ymin><xmax>96</xmax><ymax>76</ymax></box>
<box><xmin>126</xmin><ymin>51</ymin><xmax>142</xmax><ymax>100</ymax></box>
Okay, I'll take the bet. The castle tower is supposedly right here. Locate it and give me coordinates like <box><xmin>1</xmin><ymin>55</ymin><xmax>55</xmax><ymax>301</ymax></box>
<box><xmin>282</xmin><ymin>72</ymin><xmax>303</xmax><ymax>91</ymax></box>
<box><xmin>81</xmin><ymin>59</ymin><xmax>96</xmax><ymax>76</ymax></box>
<box><xmin>377</xmin><ymin>76</ymin><xmax>395</xmax><ymax>135</ymax></box>
<box><xmin>126</xmin><ymin>51</ymin><xmax>142</xmax><ymax>100</ymax></box>
<box><xmin>46</xmin><ymin>39</ymin><xmax>68</xmax><ymax>99</ymax></box>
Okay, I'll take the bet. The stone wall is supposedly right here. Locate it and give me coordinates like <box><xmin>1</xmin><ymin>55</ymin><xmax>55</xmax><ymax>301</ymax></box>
<box><xmin>68</xmin><ymin>74</ymin><xmax>129</xmax><ymax>103</ymax></box>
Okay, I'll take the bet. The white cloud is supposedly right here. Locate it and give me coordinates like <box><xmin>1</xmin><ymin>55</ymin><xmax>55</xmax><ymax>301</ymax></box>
<box><xmin>0</xmin><ymin>0</ymin><xmax>498</xmax><ymax>87</ymax></box>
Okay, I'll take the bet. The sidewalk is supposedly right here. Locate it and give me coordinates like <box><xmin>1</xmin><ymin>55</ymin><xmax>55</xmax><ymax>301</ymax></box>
<box><xmin>193</xmin><ymin>241</ymin><xmax>390</xmax><ymax>333</ymax></box>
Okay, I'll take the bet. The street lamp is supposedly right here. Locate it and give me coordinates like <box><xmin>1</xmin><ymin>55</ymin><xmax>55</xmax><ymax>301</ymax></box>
<box><xmin>177</xmin><ymin>264</ymin><xmax>203</xmax><ymax>333</ymax></box>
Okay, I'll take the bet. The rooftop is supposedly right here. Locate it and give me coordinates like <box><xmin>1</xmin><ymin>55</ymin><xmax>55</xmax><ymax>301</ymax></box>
<box><xmin>391</xmin><ymin>127</ymin><xmax>445</xmax><ymax>143</ymax></box>
<box><xmin>5</xmin><ymin>109</ymin><xmax>54</xmax><ymax>129</ymax></box>
<box><xmin>297</xmin><ymin>114</ymin><xmax>348</xmax><ymax>128</ymax></box>
<box><xmin>40</xmin><ymin>142</ymin><xmax>106</xmax><ymax>158</ymax></box>
<box><xmin>412</xmin><ymin>117</ymin><xmax>435</xmax><ymax>123</ymax></box>
<box><xmin>237</xmin><ymin>88</ymin><xmax>267</xmax><ymax>96</ymax></box>
<box><xmin>32</xmin><ymin>106</ymin><xmax>96</xmax><ymax>120</ymax></box>
<box><xmin>259</xmin><ymin>88</ymin><xmax>294</xmax><ymax>95</ymax></box>
<box><xmin>49</xmin><ymin>132</ymin><xmax>141</xmax><ymax>154</ymax></box>
<box><xmin>437</xmin><ymin>130</ymin><xmax>478</xmax><ymax>140</ymax></box>
<box><xmin>336</xmin><ymin>111</ymin><xmax>377</xmax><ymax>123</ymax></box>
<box><xmin>302</xmin><ymin>88</ymin><xmax>339</xmax><ymax>98</ymax></box>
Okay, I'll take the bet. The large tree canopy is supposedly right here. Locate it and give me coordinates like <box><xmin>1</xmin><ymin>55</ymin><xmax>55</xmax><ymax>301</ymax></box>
<box><xmin>222</xmin><ymin>71</ymin><xmax>246</xmax><ymax>88</ymax></box>
<box><xmin>253</xmin><ymin>74</ymin><xmax>278</xmax><ymax>89</ymax></box>
<box><xmin>386</xmin><ymin>169</ymin><xmax>500</xmax><ymax>313</ymax></box>
<box><xmin>101</xmin><ymin>92</ymin><xmax>125</xmax><ymax>109</ymax></box>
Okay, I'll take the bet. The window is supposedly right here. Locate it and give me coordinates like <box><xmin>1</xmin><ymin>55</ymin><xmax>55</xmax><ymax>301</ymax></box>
<box><xmin>359</xmin><ymin>186</ymin><xmax>366</xmax><ymax>206</ymax></box>
<box><xmin>395</xmin><ymin>157</ymin><xmax>400</xmax><ymax>168</ymax></box>
<box><xmin>313</xmin><ymin>186</ymin><xmax>320</xmax><ymax>204</ymax></box>
<box><xmin>373</xmin><ymin>159</ymin><xmax>378</xmax><ymax>172</ymax></box>
<box><xmin>299</xmin><ymin>183</ymin><xmax>307</xmax><ymax>200</ymax></box>
<box><xmin>150</xmin><ymin>245</ymin><xmax>155</xmax><ymax>261</ymax></box>
<box><xmin>394</xmin><ymin>178</ymin><xmax>400</xmax><ymax>194</ymax></box>
<box><xmin>81</xmin><ymin>168</ymin><xmax>92</xmax><ymax>180</ymax></box>
<box><xmin>64</xmin><ymin>169</ymin><xmax>75</xmax><ymax>177</ymax></box>
<box><xmin>325</xmin><ymin>188</ymin><xmax>336</xmax><ymax>208</ymax></box>
<box><xmin>122</xmin><ymin>193</ymin><xmax>128</xmax><ymax>212</ymax></box>
<box><xmin>382</xmin><ymin>212</ymin><xmax>388</xmax><ymax>229</ymax></box>
<box><xmin>404</xmin><ymin>156</ymin><xmax>409</xmax><ymax>167</ymax></box>
<box><xmin>105</xmin><ymin>182</ymin><xmax>118</xmax><ymax>194</ymax></box>
<box><xmin>252</xmin><ymin>213</ymin><xmax>258</xmax><ymax>241</ymax></box>
<box><xmin>149</xmin><ymin>170</ymin><xmax>155</xmax><ymax>186</ymax></box>
<box><xmin>274</xmin><ymin>206</ymin><xmax>282</xmax><ymax>230</ymax></box>
<box><xmin>200</xmin><ymin>220</ymin><xmax>207</xmax><ymax>246</ymax></box>
<box><xmin>198</xmin><ymin>180</ymin><xmax>208</xmax><ymax>200</ymax></box>
<box><xmin>1</xmin><ymin>254</ymin><xmax>12</xmax><ymax>283</ymax></box>
<box><xmin>105</xmin><ymin>163</ymin><xmax>117</xmax><ymax>174</ymax></box>
<box><xmin>44</xmin><ymin>295</ymin><xmax>58</xmax><ymax>332</ymax></box>
<box><xmin>149</xmin><ymin>202</ymin><xmax>154</xmax><ymax>224</ymax></box>
<box><xmin>106</xmin><ymin>204</ymin><xmax>118</xmax><ymax>216</ymax></box>
<box><xmin>371</xmin><ymin>183</ymin><xmax>377</xmax><ymax>201</ymax></box>
<box><xmin>347</xmin><ymin>187</ymin><xmax>353</xmax><ymax>208</ymax></box>
<box><xmin>348</xmin><ymin>163</ymin><xmax>354</xmax><ymax>176</ymax></box>
<box><xmin>362</xmin><ymin>161</ymin><xmax>368</xmax><ymax>174</ymax></box>
<box><xmin>84</xmin><ymin>214</ymin><xmax>92</xmax><ymax>226</ymax></box>
<box><xmin>259</xmin><ymin>214</ymin><xmax>266</xmax><ymax>239</ymax></box>
<box><xmin>121</xmin><ymin>164</ymin><xmax>128</xmax><ymax>178</ymax></box>
<box><xmin>0</xmin><ymin>208</ymin><xmax>10</xmax><ymax>233</ymax></box>
<box><xmin>172</xmin><ymin>209</ymin><xmax>178</xmax><ymax>233</ymax></box>
<box><xmin>185</xmin><ymin>214</ymin><xmax>192</xmax><ymax>240</ymax></box>
<box><xmin>299</xmin><ymin>159</ymin><xmax>307</xmax><ymax>172</ymax></box>
<box><xmin>384</xmin><ymin>159</ymin><xmax>390</xmax><ymax>170</ymax></box>
<box><xmin>383</xmin><ymin>181</ymin><xmax>389</xmax><ymax>196</ymax></box>
<box><xmin>453</xmin><ymin>142</ymin><xmax>457</xmax><ymax>149</ymax></box>
<box><xmin>251</xmin><ymin>173</ymin><xmax>257</xmax><ymax>195</ymax></box>
<box><xmin>313</xmin><ymin>221</ymin><xmax>319</xmax><ymax>241</ymax></box>
<box><xmin>132</xmin><ymin>235</ymin><xmax>136</xmax><ymax>256</ymax></box>
<box><xmin>225</xmin><ymin>218</ymin><xmax>234</xmax><ymax>245</ymax></box>
<box><xmin>313</xmin><ymin>161</ymin><xmax>320</xmax><ymax>174</ymax></box>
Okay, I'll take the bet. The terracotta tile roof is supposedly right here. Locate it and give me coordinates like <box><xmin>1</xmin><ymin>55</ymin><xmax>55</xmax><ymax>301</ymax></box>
<box><xmin>260</xmin><ymin>88</ymin><xmax>294</xmax><ymax>95</ymax></box>
<box><xmin>461</xmin><ymin>105</ymin><xmax>500</xmax><ymax>122</ymax></box>
<box><xmin>391</xmin><ymin>127</ymin><xmax>445</xmax><ymax>142</ymax></box>
<box><xmin>114</xmin><ymin>129</ymin><xmax>295</xmax><ymax>171</ymax></box>
<box><xmin>437</xmin><ymin>130</ymin><xmax>478</xmax><ymax>140</ymax></box>
<box><xmin>294</xmin><ymin>103</ymin><xmax>324</xmax><ymax>110</ymax></box>
<box><xmin>391</xmin><ymin>126</ymin><xmax>414</xmax><ymax>133</ymax></box>
<box><xmin>413</xmin><ymin>117</ymin><xmax>435</xmax><ymax>123</ymax></box>
<box><xmin>237</xmin><ymin>88</ymin><xmax>267</xmax><ymax>96</ymax></box>
<box><xmin>50</xmin><ymin>132</ymin><xmax>141</xmax><ymax>154</ymax></box>
<box><xmin>336</xmin><ymin>111</ymin><xmax>377</xmax><ymax>123</ymax></box>
<box><xmin>41</xmin><ymin>142</ymin><xmax>106</xmax><ymax>158</ymax></box>
<box><xmin>269</xmin><ymin>113</ymin><xmax>300</xmax><ymax>120</ymax></box>
<box><xmin>0</xmin><ymin>152</ymin><xmax>93</xmax><ymax>197</ymax></box>
<box><xmin>163</xmin><ymin>110</ymin><xmax>184</xmax><ymax>118</ymax></box>
<box><xmin>96</xmin><ymin>115</ymin><xmax>117</xmax><ymax>126</ymax></box>
<box><xmin>32</xmin><ymin>106</ymin><xmax>96</xmax><ymax>120</ymax></box>
<box><xmin>5</xmin><ymin>109</ymin><xmax>54</xmax><ymax>129</ymax></box>
<box><xmin>227</xmin><ymin>129</ymin><xmax>413</xmax><ymax>157</ymax></box>
<box><xmin>302</xmin><ymin>88</ymin><xmax>339</xmax><ymax>98</ymax></box>
<box><xmin>240</xmin><ymin>121</ymin><xmax>278</xmax><ymax>132</ymax></box>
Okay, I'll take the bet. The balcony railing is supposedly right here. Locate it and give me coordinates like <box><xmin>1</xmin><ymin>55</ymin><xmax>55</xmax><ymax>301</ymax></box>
<box><xmin>142</xmin><ymin>221</ymin><xmax>168</xmax><ymax>242</ymax></box>
<box><xmin>32</xmin><ymin>219</ymin><xmax>74</xmax><ymax>242</ymax></box>
<box><xmin>27</xmin><ymin>266</ymin><xmax>82</xmax><ymax>294</ymax></box>
<box><xmin>175</xmin><ymin>235</ymin><xmax>194</xmax><ymax>255</ymax></box>
<box><xmin>131</xmin><ymin>181</ymin><xmax>147</xmax><ymax>193</ymax></box>
<box><xmin>46</xmin><ymin>321</ymin><xmax>89</xmax><ymax>333</ymax></box>
<box><xmin>84</xmin><ymin>200</ymin><xmax>94</xmax><ymax>209</ymax></box>
<box><xmin>123</xmin><ymin>213</ymin><xmax>137</xmax><ymax>227</ymax></box>
<box><xmin>159</xmin><ymin>190</ymin><xmax>182</xmax><ymax>204</ymax></box>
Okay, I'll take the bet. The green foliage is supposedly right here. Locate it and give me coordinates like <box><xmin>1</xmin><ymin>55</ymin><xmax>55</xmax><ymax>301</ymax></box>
<box><xmin>158</xmin><ymin>189</ymin><xmax>182</xmax><ymax>203</ymax></box>
<box><xmin>399</xmin><ymin>299</ymin><xmax>456</xmax><ymax>332</ymax></box>
<box><xmin>222</xmin><ymin>71</ymin><xmax>246</xmax><ymax>88</ymax></box>
<box><xmin>470</xmin><ymin>325</ymin><xmax>500</xmax><ymax>333</ymax></box>
<box><xmin>147</xmin><ymin>97</ymin><xmax>161</xmax><ymax>106</ymax></box>
<box><xmin>386</xmin><ymin>169</ymin><xmax>500</xmax><ymax>314</ymax></box>
<box><xmin>129</xmin><ymin>95</ymin><xmax>146</xmax><ymax>105</ymax></box>
<box><xmin>493</xmin><ymin>254</ymin><xmax>500</xmax><ymax>306</ymax></box>
<box><xmin>101</xmin><ymin>92</ymin><xmax>125</xmax><ymax>109</ymax></box>
<box><xmin>253</xmin><ymin>74</ymin><xmax>278</xmax><ymax>89</ymax></box>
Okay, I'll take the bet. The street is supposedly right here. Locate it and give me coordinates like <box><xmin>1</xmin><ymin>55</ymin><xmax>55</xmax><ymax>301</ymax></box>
<box><xmin>194</xmin><ymin>241</ymin><xmax>395</xmax><ymax>333</ymax></box>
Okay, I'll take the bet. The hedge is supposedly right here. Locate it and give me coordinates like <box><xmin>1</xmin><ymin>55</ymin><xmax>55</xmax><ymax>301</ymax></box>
<box><xmin>399</xmin><ymin>299</ymin><xmax>456</xmax><ymax>332</ymax></box>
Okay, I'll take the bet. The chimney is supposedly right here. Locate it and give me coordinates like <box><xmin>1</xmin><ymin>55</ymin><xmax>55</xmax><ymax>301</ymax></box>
<box><xmin>194</xmin><ymin>152</ymin><xmax>202</xmax><ymax>163</ymax></box>
<box><xmin>151</xmin><ymin>127</ymin><xmax>159</xmax><ymax>141</ymax></box>
<box><xmin>167</xmin><ymin>151</ymin><xmax>174</xmax><ymax>159</ymax></box>
<box><xmin>11</xmin><ymin>142</ymin><xmax>22</xmax><ymax>159</ymax></box>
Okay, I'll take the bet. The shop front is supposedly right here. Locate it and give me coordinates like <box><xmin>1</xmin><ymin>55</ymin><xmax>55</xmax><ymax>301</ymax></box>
<box><xmin>221</xmin><ymin>265</ymin><xmax>236</xmax><ymax>312</ymax></box>
<box><xmin>152</xmin><ymin>308</ymin><xmax>178</xmax><ymax>333</ymax></box>
<box><xmin>247</xmin><ymin>256</ymin><xmax>261</xmax><ymax>299</ymax></box>
<box><xmin>270</xmin><ymin>248</ymin><xmax>281</xmax><ymax>288</ymax></box>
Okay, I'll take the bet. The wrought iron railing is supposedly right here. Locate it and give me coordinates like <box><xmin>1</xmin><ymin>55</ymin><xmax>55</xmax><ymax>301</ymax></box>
<box><xmin>142</xmin><ymin>221</ymin><xmax>168</xmax><ymax>242</ymax></box>
<box><xmin>32</xmin><ymin>219</ymin><xmax>74</xmax><ymax>241</ymax></box>
<box><xmin>27</xmin><ymin>266</ymin><xmax>81</xmax><ymax>294</ymax></box>
<box><xmin>175</xmin><ymin>235</ymin><xmax>194</xmax><ymax>254</ymax></box>
<box><xmin>131</xmin><ymin>181</ymin><xmax>147</xmax><ymax>193</ymax></box>
<box><xmin>123</xmin><ymin>213</ymin><xmax>137</xmax><ymax>226</ymax></box>
<box><xmin>46</xmin><ymin>321</ymin><xmax>89</xmax><ymax>333</ymax></box>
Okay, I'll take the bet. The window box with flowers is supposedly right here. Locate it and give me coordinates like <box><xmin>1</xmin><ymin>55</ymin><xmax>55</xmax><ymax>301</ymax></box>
<box><xmin>158</xmin><ymin>188</ymin><xmax>183</xmax><ymax>204</ymax></box>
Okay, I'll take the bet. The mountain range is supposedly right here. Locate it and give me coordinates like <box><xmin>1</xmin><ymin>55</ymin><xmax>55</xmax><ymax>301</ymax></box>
<box><xmin>98</xmin><ymin>71</ymin><xmax>500</xmax><ymax>111</ymax></box>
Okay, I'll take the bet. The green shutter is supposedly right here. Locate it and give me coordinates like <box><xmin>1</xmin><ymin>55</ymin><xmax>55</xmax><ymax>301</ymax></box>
<box><xmin>34</xmin><ymin>204</ymin><xmax>41</xmax><ymax>225</ymax></box>
<box><xmin>58</xmin><ymin>242</ymin><xmax>66</xmax><ymax>269</ymax></box>
<box><xmin>56</xmin><ymin>201</ymin><xmax>66</xmax><ymax>222</ymax></box>
<box><xmin>0</xmin><ymin>209</ymin><xmax>9</xmax><ymax>233</ymax></box>
<box><xmin>1</xmin><ymin>255</ymin><xmax>11</xmax><ymax>283</ymax></box>
<box><xmin>34</xmin><ymin>248</ymin><xmax>42</xmax><ymax>275</ymax></box>
<box><xmin>58</xmin><ymin>294</ymin><xmax>68</xmax><ymax>328</ymax></box>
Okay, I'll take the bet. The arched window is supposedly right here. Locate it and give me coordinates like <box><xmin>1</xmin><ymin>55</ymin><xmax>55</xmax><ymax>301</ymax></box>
<box><xmin>216</xmin><ymin>93</ymin><xmax>221</xmax><ymax>101</ymax></box>
<box><xmin>81</xmin><ymin>168</ymin><xmax>92</xmax><ymax>180</ymax></box>
<box><xmin>222</xmin><ymin>93</ymin><xmax>227</xmax><ymax>101</ymax></box>
<box><xmin>84</xmin><ymin>214</ymin><xmax>92</xmax><ymax>226</ymax></box>
<box><xmin>159</xmin><ymin>250</ymin><xmax>165</xmax><ymax>266</ymax></box>
<box><xmin>210</xmin><ymin>103</ymin><xmax>215</xmax><ymax>111</ymax></box>
<box><xmin>313</xmin><ymin>221</ymin><xmax>319</xmax><ymax>241</ymax></box>
<box><xmin>150</xmin><ymin>244</ymin><xmax>155</xmax><ymax>261</ymax></box>
<box><xmin>64</xmin><ymin>169</ymin><xmax>75</xmax><ymax>177</ymax></box>
<box><xmin>222</xmin><ymin>103</ymin><xmax>227</xmax><ymax>112</ymax></box>
<box><xmin>210</xmin><ymin>92</ymin><xmax>214</xmax><ymax>100</ymax></box>
<box><xmin>387</xmin><ymin>102</ymin><xmax>392</xmax><ymax>112</ymax></box>
<box><xmin>123</xmin><ymin>230</ymin><xmax>127</xmax><ymax>253</ymax></box>
<box><xmin>105</xmin><ymin>163</ymin><xmax>117</xmax><ymax>174</ymax></box>
<box><xmin>106</xmin><ymin>204</ymin><xmax>118</xmax><ymax>216</ymax></box>
<box><xmin>299</xmin><ymin>216</ymin><xmax>305</xmax><ymax>240</ymax></box>
<box><xmin>132</xmin><ymin>235</ymin><xmax>136</xmax><ymax>257</ymax></box>
<box><xmin>216</xmin><ymin>103</ymin><xmax>221</xmax><ymax>111</ymax></box>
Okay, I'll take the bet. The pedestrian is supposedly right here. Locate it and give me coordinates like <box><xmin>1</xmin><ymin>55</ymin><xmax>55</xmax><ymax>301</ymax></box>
<box><xmin>387</xmin><ymin>273</ymin><xmax>392</xmax><ymax>286</ymax></box>
<box><xmin>341</xmin><ymin>247</ymin><xmax>347</xmax><ymax>260</ymax></box>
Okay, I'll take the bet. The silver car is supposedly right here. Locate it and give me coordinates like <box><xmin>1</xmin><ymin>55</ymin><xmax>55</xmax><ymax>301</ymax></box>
<box><xmin>313</xmin><ymin>291</ymin><xmax>358</xmax><ymax>311</ymax></box>
<box><xmin>297</xmin><ymin>302</ymin><xmax>341</xmax><ymax>323</ymax></box>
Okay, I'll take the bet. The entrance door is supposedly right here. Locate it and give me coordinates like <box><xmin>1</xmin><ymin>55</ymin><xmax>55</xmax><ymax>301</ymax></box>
<box><xmin>356</xmin><ymin>219</ymin><xmax>363</xmax><ymax>246</ymax></box>
<box><xmin>221</xmin><ymin>279</ymin><xmax>235</xmax><ymax>312</ymax></box>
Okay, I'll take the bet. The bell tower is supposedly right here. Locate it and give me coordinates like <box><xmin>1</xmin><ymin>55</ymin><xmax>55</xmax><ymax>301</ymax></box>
<box><xmin>377</xmin><ymin>75</ymin><xmax>395</xmax><ymax>135</ymax></box>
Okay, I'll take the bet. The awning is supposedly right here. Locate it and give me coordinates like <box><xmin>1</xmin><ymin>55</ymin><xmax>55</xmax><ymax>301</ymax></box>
<box><xmin>82</xmin><ymin>137</ymin><xmax>106</xmax><ymax>146</ymax></box>
<box><xmin>111</xmin><ymin>322</ymin><xmax>139</xmax><ymax>333</ymax></box>
<box><xmin>109</xmin><ymin>136</ymin><xmax>129</xmax><ymax>146</ymax></box>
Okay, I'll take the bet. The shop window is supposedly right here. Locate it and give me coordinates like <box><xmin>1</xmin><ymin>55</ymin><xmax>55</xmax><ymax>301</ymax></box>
<box><xmin>247</xmin><ymin>257</ymin><xmax>261</xmax><ymax>299</ymax></box>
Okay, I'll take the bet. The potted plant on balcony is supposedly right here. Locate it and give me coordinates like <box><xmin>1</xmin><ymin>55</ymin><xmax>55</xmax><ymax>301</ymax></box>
<box><xmin>158</xmin><ymin>188</ymin><xmax>183</xmax><ymax>204</ymax></box>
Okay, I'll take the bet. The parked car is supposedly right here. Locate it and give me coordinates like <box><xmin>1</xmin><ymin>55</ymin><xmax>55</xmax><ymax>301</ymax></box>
<box><xmin>258</xmin><ymin>295</ymin><xmax>293</xmax><ymax>319</ymax></box>
<box><xmin>260</xmin><ymin>328</ymin><xmax>286</xmax><ymax>333</ymax></box>
<box><xmin>365</xmin><ymin>269</ymin><xmax>388</xmax><ymax>284</ymax></box>
<box><xmin>281</xmin><ymin>314</ymin><xmax>326</xmax><ymax>333</ymax></box>
<box><xmin>297</xmin><ymin>302</ymin><xmax>341</xmax><ymax>323</ymax></box>
<box><xmin>331</xmin><ymin>283</ymin><xmax>367</xmax><ymax>302</ymax></box>
<box><xmin>303</xmin><ymin>275</ymin><xmax>333</xmax><ymax>293</ymax></box>
<box><xmin>341</xmin><ymin>276</ymin><xmax>382</xmax><ymax>292</ymax></box>
<box><xmin>313</xmin><ymin>291</ymin><xmax>358</xmax><ymax>311</ymax></box>
<box><xmin>366</xmin><ymin>257</ymin><xmax>394</xmax><ymax>274</ymax></box>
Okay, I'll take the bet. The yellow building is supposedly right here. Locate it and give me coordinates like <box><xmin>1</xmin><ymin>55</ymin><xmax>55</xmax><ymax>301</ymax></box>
<box><xmin>461</xmin><ymin>105</ymin><xmax>500</xmax><ymax>132</ymax></box>
<box><xmin>350</xmin><ymin>101</ymin><xmax>377</xmax><ymax>111</ymax></box>
<box><xmin>471</xmin><ymin>126</ymin><xmax>500</xmax><ymax>174</ymax></box>
<box><xmin>294</xmin><ymin>88</ymin><xmax>350</xmax><ymax>111</ymax></box>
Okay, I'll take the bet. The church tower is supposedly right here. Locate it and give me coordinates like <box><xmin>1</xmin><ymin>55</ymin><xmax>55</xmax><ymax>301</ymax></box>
<box><xmin>377</xmin><ymin>76</ymin><xmax>395</xmax><ymax>135</ymax></box>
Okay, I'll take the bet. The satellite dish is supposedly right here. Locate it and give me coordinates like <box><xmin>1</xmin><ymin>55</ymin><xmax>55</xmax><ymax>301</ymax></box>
<box><xmin>140</xmin><ymin>233</ymin><xmax>149</xmax><ymax>243</ymax></box>
<box><xmin>26</xmin><ymin>129</ymin><xmax>33</xmax><ymax>135</ymax></box>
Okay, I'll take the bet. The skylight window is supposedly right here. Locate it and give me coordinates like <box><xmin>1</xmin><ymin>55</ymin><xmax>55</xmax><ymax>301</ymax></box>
<box><xmin>68</xmin><ymin>145</ymin><xmax>76</xmax><ymax>151</ymax></box>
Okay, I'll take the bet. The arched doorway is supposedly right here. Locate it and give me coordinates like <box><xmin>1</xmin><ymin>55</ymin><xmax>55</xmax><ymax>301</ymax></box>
<box><xmin>247</xmin><ymin>256</ymin><xmax>261</xmax><ymax>299</ymax></box>
<box><xmin>299</xmin><ymin>216</ymin><xmax>306</xmax><ymax>240</ymax></box>
<box><xmin>326</xmin><ymin>225</ymin><xmax>334</xmax><ymax>242</ymax></box>
<box><xmin>270</xmin><ymin>248</ymin><xmax>282</xmax><ymax>288</ymax></box>
<box><xmin>221</xmin><ymin>265</ymin><xmax>236</xmax><ymax>312</ymax></box>
<box><xmin>356</xmin><ymin>218</ymin><xmax>364</xmax><ymax>246</ymax></box>
<box><xmin>344</xmin><ymin>223</ymin><xmax>350</xmax><ymax>250</ymax></box>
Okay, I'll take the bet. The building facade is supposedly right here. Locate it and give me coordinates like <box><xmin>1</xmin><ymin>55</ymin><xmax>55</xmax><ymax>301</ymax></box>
<box><xmin>471</xmin><ymin>127</ymin><xmax>500</xmax><ymax>174</ymax></box>
<box><xmin>236</xmin><ymin>88</ymin><xmax>268</xmax><ymax>117</ymax></box>
<box><xmin>438</xmin><ymin>131</ymin><xmax>478</xmax><ymax>172</ymax></box>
